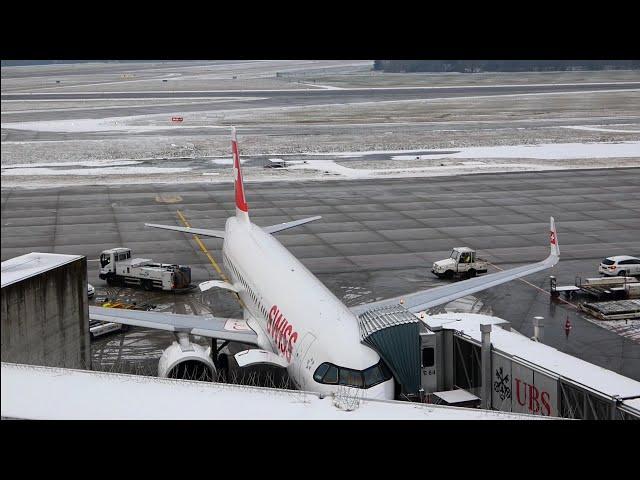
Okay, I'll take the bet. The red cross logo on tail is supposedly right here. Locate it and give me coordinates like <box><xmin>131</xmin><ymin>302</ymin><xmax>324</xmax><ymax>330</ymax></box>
<box><xmin>231</xmin><ymin>127</ymin><xmax>248</xmax><ymax>214</ymax></box>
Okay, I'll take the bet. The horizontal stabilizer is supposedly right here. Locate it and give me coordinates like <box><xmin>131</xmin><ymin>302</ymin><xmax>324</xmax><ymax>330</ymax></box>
<box><xmin>145</xmin><ymin>223</ymin><xmax>225</xmax><ymax>239</ymax></box>
<box><xmin>263</xmin><ymin>216</ymin><xmax>322</xmax><ymax>234</ymax></box>
<box><xmin>234</xmin><ymin>349</ymin><xmax>289</xmax><ymax>368</ymax></box>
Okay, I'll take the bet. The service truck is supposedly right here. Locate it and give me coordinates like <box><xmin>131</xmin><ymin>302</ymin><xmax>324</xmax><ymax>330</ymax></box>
<box><xmin>431</xmin><ymin>247</ymin><xmax>488</xmax><ymax>279</ymax></box>
<box><xmin>98</xmin><ymin>247</ymin><xmax>191</xmax><ymax>291</ymax></box>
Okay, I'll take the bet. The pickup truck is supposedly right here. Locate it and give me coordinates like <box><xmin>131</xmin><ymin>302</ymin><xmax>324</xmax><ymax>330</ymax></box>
<box><xmin>432</xmin><ymin>247</ymin><xmax>488</xmax><ymax>279</ymax></box>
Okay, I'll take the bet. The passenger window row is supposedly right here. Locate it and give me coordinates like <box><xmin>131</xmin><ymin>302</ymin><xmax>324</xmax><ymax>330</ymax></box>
<box><xmin>224</xmin><ymin>253</ymin><xmax>269</xmax><ymax>320</ymax></box>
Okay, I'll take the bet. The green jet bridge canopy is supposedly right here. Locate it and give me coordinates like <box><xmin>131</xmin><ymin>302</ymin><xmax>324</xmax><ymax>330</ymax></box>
<box><xmin>358</xmin><ymin>304</ymin><xmax>422</xmax><ymax>397</ymax></box>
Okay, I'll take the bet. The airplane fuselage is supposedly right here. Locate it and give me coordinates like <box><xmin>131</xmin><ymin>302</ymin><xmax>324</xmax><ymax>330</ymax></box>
<box><xmin>221</xmin><ymin>216</ymin><xmax>395</xmax><ymax>399</ymax></box>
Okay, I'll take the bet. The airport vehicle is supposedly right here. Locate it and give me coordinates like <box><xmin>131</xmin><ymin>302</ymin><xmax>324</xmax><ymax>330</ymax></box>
<box><xmin>599</xmin><ymin>255</ymin><xmax>640</xmax><ymax>277</ymax></box>
<box><xmin>432</xmin><ymin>247</ymin><xmax>488</xmax><ymax>279</ymax></box>
<box><xmin>264</xmin><ymin>159</ymin><xmax>289</xmax><ymax>169</ymax></box>
<box><xmin>87</xmin><ymin>283</ymin><xmax>95</xmax><ymax>298</ymax></box>
<box><xmin>551</xmin><ymin>275</ymin><xmax>639</xmax><ymax>301</ymax></box>
<box><xmin>89</xmin><ymin>127</ymin><xmax>561</xmax><ymax>401</ymax></box>
<box><xmin>98</xmin><ymin>248</ymin><xmax>191</xmax><ymax>291</ymax></box>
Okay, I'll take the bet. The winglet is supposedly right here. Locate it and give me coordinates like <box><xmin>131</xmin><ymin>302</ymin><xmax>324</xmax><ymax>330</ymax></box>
<box><xmin>231</xmin><ymin>127</ymin><xmax>249</xmax><ymax>221</ymax></box>
<box><xmin>550</xmin><ymin>216</ymin><xmax>560</xmax><ymax>258</ymax></box>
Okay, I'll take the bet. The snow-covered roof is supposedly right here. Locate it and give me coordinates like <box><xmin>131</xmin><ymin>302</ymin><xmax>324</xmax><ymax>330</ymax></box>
<box><xmin>1</xmin><ymin>362</ymin><xmax>548</xmax><ymax>420</ymax></box>
<box><xmin>424</xmin><ymin>313</ymin><xmax>640</xmax><ymax>399</ymax></box>
<box><xmin>433</xmin><ymin>389</ymin><xmax>480</xmax><ymax>404</ymax></box>
<box><xmin>621</xmin><ymin>397</ymin><xmax>640</xmax><ymax>413</ymax></box>
<box><xmin>422</xmin><ymin>313</ymin><xmax>510</xmax><ymax>331</ymax></box>
<box><xmin>1</xmin><ymin>252</ymin><xmax>83</xmax><ymax>288</ymax></box>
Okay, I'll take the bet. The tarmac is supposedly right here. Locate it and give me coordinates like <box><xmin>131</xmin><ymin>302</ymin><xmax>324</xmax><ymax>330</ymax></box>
<box><xmin>2</xmin><ymin>167</ymin><xmax>639</xmax><ymax>380</ymax></box>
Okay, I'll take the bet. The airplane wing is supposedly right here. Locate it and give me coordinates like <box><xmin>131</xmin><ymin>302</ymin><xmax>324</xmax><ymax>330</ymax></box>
<box><xmin>262</xmin><ymin>215</ymin><xmax>322</xmax><ymax>234</ymax></box>
<box><xmin>351</xmin><ymin>217</ymin><xmax>560</xmax><ymax>316</ymax></box>
<box><xmin>89</xmin><ymin>306</ymin><xmax>259</xmax><ymax>344</ymax></box>
<box><xmin>145</xmin><ymin>223</ymin><xmax>225</xmax><ymax>238</ymax></box>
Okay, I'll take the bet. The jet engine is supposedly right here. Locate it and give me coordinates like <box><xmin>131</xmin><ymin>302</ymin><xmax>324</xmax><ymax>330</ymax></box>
<box><xmin>158</xmin><ymin>334</ymin><xmax>216</xmax><ymax>382</ymax></box>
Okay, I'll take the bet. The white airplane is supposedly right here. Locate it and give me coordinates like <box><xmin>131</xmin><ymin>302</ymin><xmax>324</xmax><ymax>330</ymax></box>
<box><xmin>89</xmin><ymin>127</ymin><xmax>561</xmax><ymax>400</ymax></box>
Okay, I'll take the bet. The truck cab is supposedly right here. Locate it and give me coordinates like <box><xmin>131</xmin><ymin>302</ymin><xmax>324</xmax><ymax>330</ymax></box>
<box><xmin>432</xmin><ymin>247</ymin><xmax>488</xmax><ymax>279</ymax></box>
<box><xmin>99</xmin><ymin>248</ymin><xmax>131</xmax><ymax>274</ymax></box>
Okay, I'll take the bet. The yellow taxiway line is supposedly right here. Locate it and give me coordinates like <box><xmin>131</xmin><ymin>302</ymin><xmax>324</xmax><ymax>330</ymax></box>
<box><xmin>176</xmin><ymin>210</ymin><xmax>244</xmax><ymax>308</ymax></box>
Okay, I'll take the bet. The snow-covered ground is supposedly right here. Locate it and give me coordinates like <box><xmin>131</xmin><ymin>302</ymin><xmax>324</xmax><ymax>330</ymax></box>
<box><xmin>2</xmin><ymin>141</ymin><xmax>639</xmax><ymax>188</ymax></box>
<box><xmin>1</xmin><ymin>362</ymin><xmax>546</xmax><ymax>420</ymax></box>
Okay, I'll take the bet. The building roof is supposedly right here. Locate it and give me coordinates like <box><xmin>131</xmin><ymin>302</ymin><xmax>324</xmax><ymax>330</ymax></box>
<box><xmin>1</xmin><ymin>252</ymin><xmax>83</xmax><ymax>288</ymax></box>
<box><xmin>433</xmin><ymin>389</ymin><xmax>480</xmax><ymax>404</ymax></box>
<box><xmin>423</xmin><ymin>313</ymin><xmax>640</xmax><ymax>400</ymax></box>
<box><xmin>1</xmin><ymin>362</ymin><xmax>548</xmax><ymax>420</ymax></box>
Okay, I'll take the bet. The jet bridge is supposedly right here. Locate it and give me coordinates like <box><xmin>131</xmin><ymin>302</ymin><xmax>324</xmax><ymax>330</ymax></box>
<box><xmin>358</xmin><ymin>304</ymin><xmax>422</xmax><ymax>398</ymax></box>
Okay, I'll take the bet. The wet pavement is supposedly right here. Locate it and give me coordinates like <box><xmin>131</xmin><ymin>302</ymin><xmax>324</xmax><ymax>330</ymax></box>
<box><xmin>2</xmin><ymin>167</ymin><xmax>639</xmax><ymax>381</ymax></box>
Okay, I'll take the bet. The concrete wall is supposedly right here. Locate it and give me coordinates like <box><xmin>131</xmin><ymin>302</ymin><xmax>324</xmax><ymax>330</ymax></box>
<box><xmin>1</xmin><ymin>257</ymin><xmax>90</xmax><ymax>369</ymax></box>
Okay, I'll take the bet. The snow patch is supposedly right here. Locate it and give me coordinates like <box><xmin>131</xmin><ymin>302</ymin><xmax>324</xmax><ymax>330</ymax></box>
<box><xmin>2</xmin><ymin>159</ymin><xmax>143</xmax><ymax>169</ymax></box>
<box><xmin>390</xmin><ymin>142</ymin><xmax>640</xmax><ymax>160</ymax></box>
<box><xmin>562</xmin><ymin>125</ymin><xmax>640</xmax><ymax>134</ymax></box>
<box><xmin>2</xmin><ymin>166</ymin><xmax>192</xmax><ymax>176</ymax></box>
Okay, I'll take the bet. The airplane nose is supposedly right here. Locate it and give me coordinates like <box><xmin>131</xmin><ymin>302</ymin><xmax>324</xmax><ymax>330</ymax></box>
<box><xmin>362</xmin><ymin>379</ymin><xmax>395</xmax><ymax>400</ymax></box>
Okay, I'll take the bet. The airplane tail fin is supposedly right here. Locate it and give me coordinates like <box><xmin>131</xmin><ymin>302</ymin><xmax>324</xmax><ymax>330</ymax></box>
<box><xmin>232</xmin><ymin>127</ymin><xmax>249</xmax><ymax>222</ymax></box>
<box><xmin>550</xmin><ymin>216</ymin><xmax>560</xmax><ymax>258</ymax></box>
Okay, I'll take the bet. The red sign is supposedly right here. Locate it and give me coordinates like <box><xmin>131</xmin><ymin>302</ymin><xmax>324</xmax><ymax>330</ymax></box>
<box><xmin>515</xmin><ymin>378</ymin><xmax>552</xmax><ymax>416</ymax></box>
<box><xmin>267</xmin><ymin>305</ymin><xmax>299</xmax><ymax>362</ymax></box>
<box><xmin>171</xmin><ymin>116</ymin><xmax>183</xmax><ymax>122</ymax></box>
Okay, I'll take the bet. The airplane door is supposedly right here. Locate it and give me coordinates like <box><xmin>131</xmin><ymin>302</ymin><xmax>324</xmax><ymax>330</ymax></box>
<box><xmin>294</xmin><ymin>332</ymin><xmax>317</xmax><ymax>390</ymax></box>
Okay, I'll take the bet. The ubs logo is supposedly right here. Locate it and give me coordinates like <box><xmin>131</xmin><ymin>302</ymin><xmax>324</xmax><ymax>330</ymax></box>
<box><xmin>515</xmin><ymin>378</ymin><xmax>552</xmax><ymax>416</ymax></box>
<box><xmin>267</xmin><ymin>305</ymin><xmax>299</xmax><ymax>363</ymax></box>
<box><xmin>493</xmin><ymin>367</ymin><xmax>511</xmax><ymax>401</ymax></box>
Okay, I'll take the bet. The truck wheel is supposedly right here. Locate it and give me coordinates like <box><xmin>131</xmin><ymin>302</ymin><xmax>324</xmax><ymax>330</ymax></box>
<box><xmin>444</xmin><ymin>270</ymin><xmax>454</xmax><ymax>279</ymax></box>
<box><xmin>142</xmin><ymin>280</ymin><xmax>153</xmax><ymax>291</ymax></box>
<box><xmin>468</xmin><ymin>269</ymin><xmax>476</xmax><ymax>278</ymax></box>
<box><xmin>618</xmin><ymin>270</ymin><xmax>627</xmax><ymax>277</ymax></box>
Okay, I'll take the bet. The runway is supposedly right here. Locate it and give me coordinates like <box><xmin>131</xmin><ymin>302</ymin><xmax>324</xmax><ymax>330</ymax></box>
<box><xmin>3</xmin><ymin>82</ymin><xmax>639</xmax><ymax>123</ymax></box>
<box><xmin>2</xmin><ymin>168</ymin><xmax>639</xmax><ymax>380</ymax></box>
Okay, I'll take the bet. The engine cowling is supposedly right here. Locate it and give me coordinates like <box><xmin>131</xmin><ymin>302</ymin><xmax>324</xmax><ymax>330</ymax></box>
<box><xmin>158</xmin><ymin>338</ymin><xmax>216</xmax><ymax>382</ymax></box>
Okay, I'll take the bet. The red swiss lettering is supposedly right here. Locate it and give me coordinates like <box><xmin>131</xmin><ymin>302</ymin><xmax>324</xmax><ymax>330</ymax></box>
<box><xmin>286</xmin><ymin>332</ymin><xmax>298</xmax><ymax>363</ymax></box>
<box><xmin>267</xmin><ymin>305</ymin><xmax>278</xmax><ymax>333</ymax></box>
<box><xmin>267</xmin><ymin>304</ymin><xmax>298</xmax><ymax>363</ymax></box>
<box><xmin>281</xmin><ymin>324</ymin><xmax>292</xmax><ymax>353</ymax></box>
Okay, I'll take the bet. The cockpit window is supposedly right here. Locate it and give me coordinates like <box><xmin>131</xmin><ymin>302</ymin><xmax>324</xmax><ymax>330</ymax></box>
<box><xmin>363</xmin><ymin>362</ymin><xmax>388</xmax><ymax>387</ymax></box>
<box><xmin>313</xmin><ymin>360</ymin><xmax>392</xmax><ymax>389</ymax></box>
<box><xmin>339</xmin><ymin>368</ymin><xmax>364</xmax><ymax>388</ymax></box>
<box><xmin>322</xmin><ymin>365</ymin><xmax>339</xmax><ymax>384</ymax></box>
<box><xmin>313</xmin><ymin>363</ymin><xmax>330</xmax><ymax>382</ymax></box>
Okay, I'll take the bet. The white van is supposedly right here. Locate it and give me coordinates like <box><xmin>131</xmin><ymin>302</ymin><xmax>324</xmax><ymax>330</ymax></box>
<box><xmin>599</xmin><ymin>256</ymin><xmax>640</xmax><ymax>277</ymax></box>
